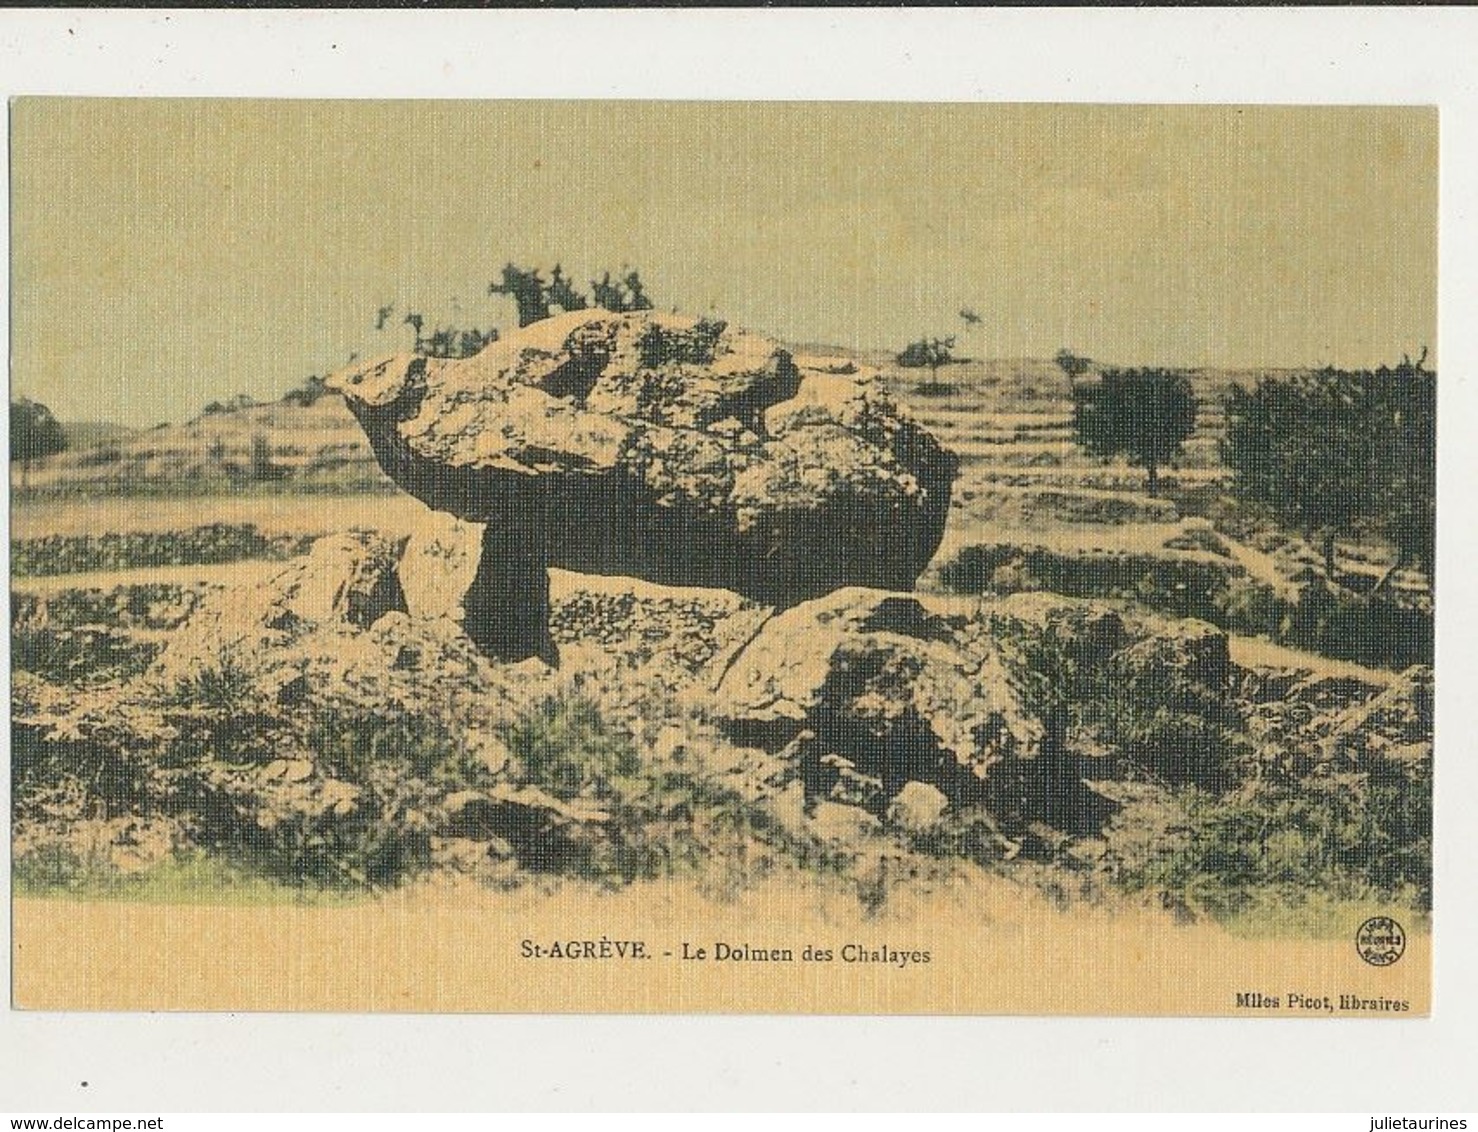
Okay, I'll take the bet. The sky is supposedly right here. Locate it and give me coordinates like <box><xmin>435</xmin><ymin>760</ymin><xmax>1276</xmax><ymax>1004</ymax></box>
<box><xmin>10</xmin><ymin>99</ymin><xmax>1437</xmax><ymax>427</ymax></box>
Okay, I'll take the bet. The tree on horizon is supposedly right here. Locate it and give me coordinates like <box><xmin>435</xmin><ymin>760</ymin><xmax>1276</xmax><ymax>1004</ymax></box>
<box><xmin>1071</xmin><ymin>367</ymin><xmax>1196</xmax><ymax>498</ymax></box>
<box><xmin>11</xmin><ymin>396</ymin><xmax>68</xmax><ymax>489</ymax></box>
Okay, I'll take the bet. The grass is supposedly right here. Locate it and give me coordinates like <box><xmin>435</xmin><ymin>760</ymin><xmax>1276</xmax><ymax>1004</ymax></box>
<box><xmin>13</xmin><ymin>847</ymin><xmax>362</xmax><ymax>906</ymax></box>
<box><xmin>500</xmin><ymin>694</ymin><xmax>642</xmax><ymax>802</ymax></box>
<box><xmin>1109</xmin><ymin>766</ymin><xmax>1431</xmax><ymax>930</ymax></box>
<box><xmin>1202</xmin><ymin>890</ymin><xmax>1430</xmax><ymax>940</ymax></box>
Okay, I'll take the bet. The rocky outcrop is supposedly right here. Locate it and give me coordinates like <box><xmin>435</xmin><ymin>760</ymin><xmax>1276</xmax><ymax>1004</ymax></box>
<box><xmin>709</xmin><ymin>587</ymin><xmax>1049</xmax><ymax>810</ymax></box>
<box><xmin>145</xmin><ymin>531</ymin><xmax>522</xmax><ymax>727</ymax></box>
<box><xmin>1320</xmin><ymin>665</ymin><xmax>1433</xmax><ymax>770</ymax></box>
<box><xmin>329</xmin><ymin>310</ymin><xmax>957</xmax><ymax>660</ymax></box>
<box><xmin>1111</xmin><ymin>619</ymin><xmax>1231</xmax><ymax>696</ymax></box>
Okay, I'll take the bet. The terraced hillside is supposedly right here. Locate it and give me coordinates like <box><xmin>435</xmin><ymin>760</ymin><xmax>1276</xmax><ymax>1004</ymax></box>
<box><xmin>25</xmin><ymin>397</ymin><xmax>390</xmax><ymax>497</ymax></box>
<box><xmin>11</xmin><ymin>351</ymin><xmax>1433</xmax><ymax>929</ymax></box>
<box><xmin>14</xmin><ymin>351</ymin><xmax>1432</xmax><ymax>714</ymax></box>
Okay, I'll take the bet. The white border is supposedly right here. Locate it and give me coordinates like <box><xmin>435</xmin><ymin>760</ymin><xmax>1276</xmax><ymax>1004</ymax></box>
<box><xmin>2</xmin><ymin>7</ymin><xmax>1476</xmax><ymax>1114</ymax></box>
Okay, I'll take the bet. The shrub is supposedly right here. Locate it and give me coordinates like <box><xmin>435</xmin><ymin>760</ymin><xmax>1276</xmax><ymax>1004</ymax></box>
<box><xmin>1223</xmin><ymin>360</ymin><xmax>1435</xmax><ymax>583</ymax></box>
<box><xmin>995</xmin><ymin>616</ymin><xmax>1246</xmax><ymax>791</ymax></box>
<box><xmin>1072</xmin><ymin>368</ymin><xmax>1196</xmax><ymax>497</ymax></box>
<box><xmin>282</xmin><ymin>375</ymin><xmax>329</xmax><ymax>407</ymax></box>
<box><xmin>1054</xmin><ymin>348</ymin><xmax>1092</xmax><ymax>390</ymax></box>
<box><xmin>896</xmin><ymin>336</ymin><xmax>955</xmax><ymax>375</ymax></box>
<box><xmin>11</xmin><ymin>627</ymin><xmax>160</xmax><ymax>685</ymax></box>
<box><xmin>500</xmin><ymin>694</ymin><xmax>641</xmax><ymax>802</ymax></box>
<box><xmin>638</xmin><ymin>317</ymin><xmax>726</xmax><ymax>369</ymax></box>
<box><xmin>1116</xmin><ymin>759</ymin><xmax>1432</xmax><ymax>921</ymax></box>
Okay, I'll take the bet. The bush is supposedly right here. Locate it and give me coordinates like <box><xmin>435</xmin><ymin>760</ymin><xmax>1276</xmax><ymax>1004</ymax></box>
<box><xmin>11</xmin><ymin>718</ymin><xmax>162</xmax><ymax>821</ymax></box>
<box><xmin>995</xmin><ymin>616</ymin><xmax>1246</xmax><ymax>791</ymax></box>
<box><xmin>1072</xmin><ymin>368</ymin><xmax>1196</xmax><ymax>497</ymax></box>
<box><xmin>1116</xmin><ymin>759</ymin><xmax>1432</xmax><ymax>921</ymax></box>
<box><xmin>282</xmin><ymin>375</ymin><xmax>329</xmax><ymax>407</ymax></box>
<box><xmin>896</xmin><ymin>336</ymin><xmax>955</xmax><ymax>372</ymax></box>
<box><xmin>11</xmin><ymin>627</ymin><xmax>160</xmax><ymax>685</ymax></box>
<box><xmin>637</xmin><ymin>317</ymin><xmax>726</xmax><ymax>369</ymax></box>
<box><xmin>500</xmin><ymin>694</ymin><xmax>641</xmax><ymax>802</ymax></box>
<box><xmin>939</xmin><ymin>544</ymin><xmax>1432</xmax><ymax>670</ymax></box>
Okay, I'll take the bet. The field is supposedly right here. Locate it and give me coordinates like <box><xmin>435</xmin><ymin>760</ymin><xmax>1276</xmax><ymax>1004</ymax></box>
<box><xmin>10</xmin><ymin>351</ymin><xmax>1434</xmax><ymax>940</ymax></box>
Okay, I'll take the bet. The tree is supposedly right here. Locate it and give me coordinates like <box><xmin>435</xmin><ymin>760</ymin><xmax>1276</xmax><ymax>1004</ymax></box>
<box><xmin>1381</xmin><ymin>360</ymin><xmax>1435</xmax><ymax>585</ymax></box>
<box><xmin>1222</xmin><ymin>358</ymin><xmax>1435</xmax><ymax>584</ymax></box>
<box><xmin>403</xmin><ymin>312</ymin><xmax>425</xmax><ymax>352</ymax></box>
<box><xmin>489</xmin><ymin>264</ymin><xmax>551</xmax><ymax>327</ymax></box>
<box><xmin>896</xmin><ymin>336</ymin><xmax>956</xmax><ymax>382</ymax></box>
<box><xmin>1054</xmin><ymin>348</ymin><xmax>1092</xmax><ymax>392</ymax></box>
<box><xmin>545</xmin><ymin>264</ymin><xmax>587</xmax><ymax>314</ymax></box>
<box><xmin>1071</xmin><ymin>367</ymin><xmax>1196</xmax><ymax>498</ymax></box>
<box><xmin>11</xmin><ymin>397</ymin><xmax>67</xmax><ymax>488</ymax></box>
<box><xmin>490</xmin><ymin>263</ymin><xmax>656</xmax><ymax>324</ymax></box>
<box><xmin>590</xmin><ymin>270</ymin><xmax>654</xmax><ymax>314</ymax></box>
<box><xmin>419</xmin><ymin>325</ymin><xmax>497</xmax><ymax>360</ymax></box>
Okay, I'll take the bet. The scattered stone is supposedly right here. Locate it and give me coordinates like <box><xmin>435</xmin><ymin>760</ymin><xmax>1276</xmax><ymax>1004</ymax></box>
<box><xmin>816</xmin><ymin>754</ymin><xmax>886</xmax><ymax>812</ymax></box>
<box><xmin>887</xmin><ymin>782</ymin><xmax>950</xmax><ymax>834</ymax></box>
<box><xmin>809</xmin><ymin>801</ymin><xmax>882</xmax><ymax>845</ymax></box>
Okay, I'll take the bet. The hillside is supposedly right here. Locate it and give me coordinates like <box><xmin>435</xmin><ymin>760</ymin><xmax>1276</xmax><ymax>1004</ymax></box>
<box><xmin>60</xmin><ymin>419</ymin><xmax>138</xmax><ymax>450</ymax></box>
<box><xmin>28</xmin><ymin>396</ymin><xmax>388</xmax><ymax>496</ymax></box>
<box><xmin>11</xmin><ymin>330</ymin><xmax>1433</xmax><ymax>937</ymax></box>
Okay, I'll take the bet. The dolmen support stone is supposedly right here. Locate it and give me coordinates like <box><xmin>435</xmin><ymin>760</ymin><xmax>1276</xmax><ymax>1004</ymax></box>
<box><xmin>329</xmin><ymin>310</ymin><xmax>957</xmax><ymax>661</ymax></box>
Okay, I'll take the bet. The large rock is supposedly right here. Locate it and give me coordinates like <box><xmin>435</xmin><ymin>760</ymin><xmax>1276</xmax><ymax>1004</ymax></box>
<box><xmin>1319</xmin><ymin>665</ymin><xmax>1433</xmax><ymax>770</ymax></box>
<box><xmin>328</xmin><ymin>310</ymin><xmax>957</xmax><ymax>660</ymax></box>
<box><xmin>145</xmin><ymin>531</ymin><xmax>529</xmax><ymax>727</ymax></box>
<box><xmin>709</xmin><ymin>587</ymin><xmax>1044</xmax><ymax>803</ymax></box>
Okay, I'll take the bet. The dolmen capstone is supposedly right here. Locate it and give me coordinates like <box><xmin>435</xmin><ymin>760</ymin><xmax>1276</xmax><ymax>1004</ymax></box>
<box><xmin>329</xmin><ymin>309</ymin><xmax>957</xmax><ymax>662</ymax></box>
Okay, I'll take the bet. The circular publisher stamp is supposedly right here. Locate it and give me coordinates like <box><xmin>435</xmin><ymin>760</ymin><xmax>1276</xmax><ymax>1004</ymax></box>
<box><xmin>1356</xmin><ymin>916</ymin><xmax>1407</xmax><ymax>966</ymax></box>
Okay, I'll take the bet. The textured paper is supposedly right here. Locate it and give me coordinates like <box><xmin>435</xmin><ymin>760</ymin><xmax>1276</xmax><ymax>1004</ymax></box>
<box><xmin>9</xmin><ymin>99</ymin><xmax>1436</xmax><ymax>1017</ymax></box>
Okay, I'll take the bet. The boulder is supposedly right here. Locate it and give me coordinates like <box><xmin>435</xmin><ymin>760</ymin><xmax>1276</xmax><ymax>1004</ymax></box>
<box><xmin>887</xmin><ymin>781</ymin><xmax>951</xmax><ymax>834</ymax></box>
<box><xmin>328</xmin><ymin>310</ymin><xmax>957</xmax><ymax>660</ymax></box>
<box><xmin>1320</xmin><ymin>665</ymin><xmax>1433</xmax><ymax>770</ymax></box>
<box><xmin>280</xmin><ymin>532</ymin><xmax>410</xmax><ymax>629</ymax></box>
<box><xmin>148</xmin><ymin>531</ymin><xmax>409</xmax><ymax>689</ymax></box>
<box><xmin>397</xmin><ymin>513</ymin><xmax>483</xmax><ymax>622</ymax></box>
<box><xmin>993</xmin><ymin>592</ymin><xmax>1130</xmax><ymax>661</ymax></box>
<box><xmin>145</xmin><ymin>531</ymin><xmax>527</xmax><ymax>724</ymax></box>
<box><xmin>1111</xmin><ymin>619</ymin><xmax>1232</xmax><ymax>702</ymax></box>
<box><xmin>709</xmin><ymin>587</ymin><xmax>1044</xmax><ymax>802</ymax></box>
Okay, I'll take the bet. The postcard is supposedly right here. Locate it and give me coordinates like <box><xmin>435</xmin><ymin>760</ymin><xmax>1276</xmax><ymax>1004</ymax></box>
<box><xmin>9</xmin><ymin>98</ymin><xmax>1435</xmax><ymax>1017</ymax></box>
